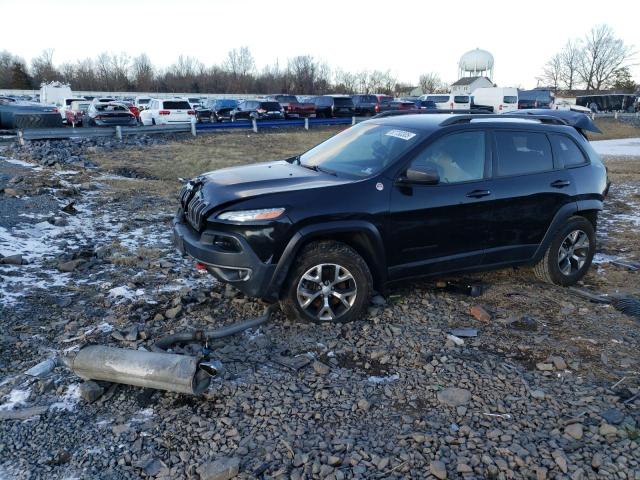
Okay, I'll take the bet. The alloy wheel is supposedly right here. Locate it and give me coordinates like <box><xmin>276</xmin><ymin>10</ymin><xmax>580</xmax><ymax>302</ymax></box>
<box><xmin>296</xmin><ymin>263</ymin><xmax>357</xmax><ymax>321</ymax></box>
<box><xmin>558</xmin><ymin>229</ymin><xmax>590</xmax><ymax>275</ymax></box>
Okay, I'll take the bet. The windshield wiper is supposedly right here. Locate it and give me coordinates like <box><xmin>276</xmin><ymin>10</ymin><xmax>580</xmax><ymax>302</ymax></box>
<box><xmin>298</xmin><ymin>163</ymin><xmax>337</xmax><ymax>176</ymax></box>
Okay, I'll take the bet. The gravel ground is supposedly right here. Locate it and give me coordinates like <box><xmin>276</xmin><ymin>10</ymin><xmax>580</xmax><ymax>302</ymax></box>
<box><xmin>0</xmin><ymin>132</ymin><xmax>639</xmax><ymax>480</ymax></box>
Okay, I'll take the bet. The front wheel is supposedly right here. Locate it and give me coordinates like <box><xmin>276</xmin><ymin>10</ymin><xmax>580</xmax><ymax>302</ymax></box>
<box><xmin>533</xmin><ymin>216</ymin><xmax>596</xmax><ymax>286</ymax></box>
<box><xmin>280</xmin><ymin>241</ymin><xmax>372</xmax><ymax>324</ymax></box>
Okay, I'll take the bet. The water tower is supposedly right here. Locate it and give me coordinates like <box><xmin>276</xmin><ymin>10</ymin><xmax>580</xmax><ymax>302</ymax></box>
<box><xmin>458</xmin><ymin>48</ymin><xmax>494</xmax><ymax>80</ymax></box>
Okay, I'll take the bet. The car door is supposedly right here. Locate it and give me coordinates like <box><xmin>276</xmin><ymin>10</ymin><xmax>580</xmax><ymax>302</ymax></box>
<box><xmin>482</xmin><ymin>128</ymin><xmax>577</xmax><ymax>265</ymax></box>
<box><xmin>388</xmin><ymin>129</ymin><xmax>494</xmax><ymax>280</ymax></box>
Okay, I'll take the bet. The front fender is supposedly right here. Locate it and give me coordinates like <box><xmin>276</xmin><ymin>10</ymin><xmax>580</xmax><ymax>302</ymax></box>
<box><xmin>265</xmin><ymin>220</ymin><xmax>386</xmax><ymax>300</ymax></box>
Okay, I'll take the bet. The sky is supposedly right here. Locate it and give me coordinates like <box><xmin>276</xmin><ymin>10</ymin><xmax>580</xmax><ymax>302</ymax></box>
<box><xmin>2</xmin><ymin>0</ymin><xmax>638</xmax><ymax>89</ymax></box>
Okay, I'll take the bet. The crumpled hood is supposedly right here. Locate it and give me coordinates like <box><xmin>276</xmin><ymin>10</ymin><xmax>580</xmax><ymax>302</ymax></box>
<box><xmin>197</xmin><ymin>160</ymin><xmax>350</xmax><ymax>209</ymax></box>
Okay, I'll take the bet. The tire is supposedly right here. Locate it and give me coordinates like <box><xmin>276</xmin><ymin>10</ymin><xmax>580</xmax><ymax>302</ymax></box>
<box><xmin>280</xmin><ymin>241</ymin><xmax>372</xmax><ymax>324</ymax></box>
<box><xmin>533</xmin><ymin>216</ymin><xmax>596</xmax><ymax>286</ymax></box>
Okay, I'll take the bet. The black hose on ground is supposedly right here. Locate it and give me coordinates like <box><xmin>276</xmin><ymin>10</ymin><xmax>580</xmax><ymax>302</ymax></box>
<box><xmin>153</xmin><ymin>304</ymin><xmax>277</xmax><ymax>352</ymax></box>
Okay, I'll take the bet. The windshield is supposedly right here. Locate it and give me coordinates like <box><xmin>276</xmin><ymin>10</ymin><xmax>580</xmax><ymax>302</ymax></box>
<box><xmin>454</xmin><ymin>96</ymin><xmax>469</xmax><ymax>104</ymax></box>
<box><xmin>504</xmin><ymin>96</ymin><xmax>518</xmax><ymax>104</ymax></box>
<box><xmin>138</xmin><ymin>98</ymin><xmax>151</xmax><ymax>104</ymax></box>
<box><xmin>188</xmin><ymin>98</ymin><xmax>200</xmax><ymax>103</ymax></box>
<box><xmin>299</xmin><ymin>123</ymin><xmax>423</xmax><ymax>178</ymax></box>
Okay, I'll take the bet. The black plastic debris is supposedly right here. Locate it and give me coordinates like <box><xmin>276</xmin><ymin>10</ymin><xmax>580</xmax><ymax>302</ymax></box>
<box><xmin>436</xmin><ymin>280</ymin><xmax>483</xmax><ymax>297</ymax></box>
<box><xmin>611</xmin><ymin>297</ymin><xmax>640</xmax><ymax>319</ymax></box>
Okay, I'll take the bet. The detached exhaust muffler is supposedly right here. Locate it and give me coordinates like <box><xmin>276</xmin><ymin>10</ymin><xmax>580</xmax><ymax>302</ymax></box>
<box><xmin>67</xmin><ymin>305</ymin><xmax>276</xmax><ymax>395</ymax></box>
<box><xmin>71</xmin><ymin>346</ymin><xmax>214</xmax><ymax>395</ymax></box>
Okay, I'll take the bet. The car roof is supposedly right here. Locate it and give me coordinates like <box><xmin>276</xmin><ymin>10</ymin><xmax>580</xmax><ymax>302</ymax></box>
<box><xmin>370</xmin><ymin>113</ymin><xmax>585</xmax><ymax>136</ymax></box>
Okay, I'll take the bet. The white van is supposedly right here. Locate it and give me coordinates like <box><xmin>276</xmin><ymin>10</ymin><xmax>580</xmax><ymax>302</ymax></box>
<box><xmin>135</xmin><ymin>96</ymin><xmax>152</xmax><ymax>110</ymax></box>
<box><xmin>471</xmin><ymin>87</ymin><xmax>518</xmax><ymax>113</ymax></box>
<box><xmin>420</xmin><ymin>94</ymin><xmax>470</xmax><ymax>110</ymax></box>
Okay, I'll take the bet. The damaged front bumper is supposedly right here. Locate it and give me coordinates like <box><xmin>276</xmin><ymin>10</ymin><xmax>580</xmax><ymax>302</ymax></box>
<box><xmin>172</xmin><ymin>210</ymin><xmax>277</xmax><ymax>299</ymax></box>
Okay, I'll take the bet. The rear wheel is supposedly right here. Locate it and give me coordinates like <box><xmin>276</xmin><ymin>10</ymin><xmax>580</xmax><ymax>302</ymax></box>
<box><xmin>281</xmin><ymin>241</ymin><xmax>372</xmax><ymax>324</ymax></box>
<box><xmin>533</xmin><ymin>216</ymin><xmax>596</xmax><ymax>286</ymax></box>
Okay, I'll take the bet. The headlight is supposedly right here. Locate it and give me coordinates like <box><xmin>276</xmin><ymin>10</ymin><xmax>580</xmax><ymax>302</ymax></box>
<box><xmin>217</xmin><ymin>207</ymin><xmax>285</xmax><ymax>222</ymax></box>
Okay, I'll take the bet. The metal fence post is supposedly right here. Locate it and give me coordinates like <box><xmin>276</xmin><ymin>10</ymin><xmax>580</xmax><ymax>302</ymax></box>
<box><xmin>115</xmin><ymin>126</ymin><xmax>123</xmax><ymax>141</ymax></box>
<box><xmin>252</xmin><ymin>118</ymin><xmax>258</xmax><ymax>133</ymax></box>
<box><xmin>352</xmin><ymin>116</ymin><xmax>356</xmax><ymax>125</ymax></box>
<box><xmin>191</xmin><ymin>117</ymin><xmax>197</xmax><ymax>137</ymax></box>
<box><xmin>304</xmin><ymin>117</ymin><xmax>309</xmax><ymax>130</ymax></box>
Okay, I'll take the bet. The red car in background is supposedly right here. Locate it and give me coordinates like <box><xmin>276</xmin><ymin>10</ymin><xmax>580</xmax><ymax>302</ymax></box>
<box><xmin>266</xmin><ymin>95</ymin><xmax>315</xmax><ymax>118</ymax></box>
<box><xmin>121</xmin><ymin>101</ymin><xmax>140</xmax><ymax>120</ymax></box>
<box><xmin>65</xmin><ymin>100</ymin><xmax>92</xmax><ymax>126</ymax></box>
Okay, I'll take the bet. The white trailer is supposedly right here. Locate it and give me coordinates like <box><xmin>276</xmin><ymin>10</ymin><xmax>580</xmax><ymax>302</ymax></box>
<box><xmin>471</xmin><ymin>87</ymin><xmax>518</xmax><ymax>113</ymax></box>
<box><xmin>40</xmin><ymin>81</ymin><xmax>73</xmax><ymax>106</ymax></box>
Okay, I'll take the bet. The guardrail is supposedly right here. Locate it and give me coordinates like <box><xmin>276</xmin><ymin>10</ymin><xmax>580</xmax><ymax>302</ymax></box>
<box><xmin>15</xmin><ymin>117</ymin><xmax>357</xmax><ymax>143</ymax></box>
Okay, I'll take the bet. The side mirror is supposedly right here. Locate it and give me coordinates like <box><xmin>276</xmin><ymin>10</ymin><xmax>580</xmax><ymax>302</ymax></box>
<box><xmin>404</xmin><ymin>166</ymin><xmax>439</xmax><ymax>185</ymax></box>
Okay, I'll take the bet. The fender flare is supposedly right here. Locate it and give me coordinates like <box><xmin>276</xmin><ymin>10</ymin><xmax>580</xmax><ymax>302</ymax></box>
<box><xmin>532</xmin><ymin>200</ymin><xmax>602</xmax><ymax>262</ymax></box>
<box><xmin>265</xmin><ymin>220</ymin><xmax>386</xmax><ymax>300</ymax></box>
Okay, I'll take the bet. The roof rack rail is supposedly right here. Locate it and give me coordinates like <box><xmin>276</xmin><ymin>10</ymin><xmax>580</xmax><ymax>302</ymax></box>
<box><xmin>439</xmin><ymin>114</ymin><xmax>569</xmax><ymax>127</ymax></box>
<box><xmin>371</xmin><ymin>109</ymin><xmax>490</xmax><ymax>119</ymax></box>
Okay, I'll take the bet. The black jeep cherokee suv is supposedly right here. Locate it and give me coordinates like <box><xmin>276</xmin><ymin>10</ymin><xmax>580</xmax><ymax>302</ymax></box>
<box><xmin>173</xmin><ymin>111</ymin><xmax>608</xmax><ymax>323</ymax></box>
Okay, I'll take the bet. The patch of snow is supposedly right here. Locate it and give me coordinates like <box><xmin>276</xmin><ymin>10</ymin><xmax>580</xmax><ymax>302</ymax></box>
<box><xmin>367</xmin><ymin>373</ymin><xmax>399</xmax><ymax>384</ymax></box>
<box><xmin>97</xmin><ymin>322</ymin><xmax>113</xmax><ymax>333</ymax></box>
<box><xmin>54</xmin><ymin>170</ymin><xmax>80</xmax><ymax>176</ymax></box>
<box><xmin>591</xmin><ymin>138</ymin><xmax>640</xmax><ymax>157</ymax></box>
<box><xmin>0</xmin><ymin>388</ymin><xmax>31</xmax><ymax>410</ymax></box>
<box><xmin>0</xmin><ymin>156</ymin><xmax>40</xmax><ymax>169</ymax></box>
<box><xmin>108</xmin><ymin>285</ymin><xmax>145</xmax><ymax>300</ymax></box>
<box><xmin>50</xmin><ymin>384</ymin><xmax>80</xmax><ymax>412</ymax></box>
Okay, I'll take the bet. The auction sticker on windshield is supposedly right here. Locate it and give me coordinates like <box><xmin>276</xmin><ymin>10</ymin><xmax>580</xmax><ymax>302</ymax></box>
<box><xmin>385</xmin><ymin>129</ymin><xmax>416</xmax><ymax>141</ymax></box>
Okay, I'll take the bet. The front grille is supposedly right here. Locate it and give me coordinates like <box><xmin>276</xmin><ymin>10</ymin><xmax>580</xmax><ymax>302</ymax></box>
<box><xmin>179</xmin><ymin>181</ymin><xmax>209</xmax><ymax>231</ymax></box>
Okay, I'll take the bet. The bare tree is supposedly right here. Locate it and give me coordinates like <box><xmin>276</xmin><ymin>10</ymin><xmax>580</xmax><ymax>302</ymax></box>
<box><xmin>541</xmin><ymin>53</ymin><xmax>562</xmax><ymax>92</ymax></box>
<box><xmin>31</xmin><ymin>49</ymin><xmax>60</xmax><ymax>85</ymax></box>
<box><xmin>558</xmin><ymin>40</ymin><xmax>582</xmax><ymax>90</ymax></box>
<box><xmin>578</xmin><ymin>24</ymin><xmax>635</xmax><ymax>91</ymax></box>
<box><xmin>131</xmin><ymin>54</ymin><xmax>155</xmax><ymax>91</ymax></box>
<box><xmin>418</xmin><ymin>72</ymin><xmax>443</xmax><ymax>93</ymax></box>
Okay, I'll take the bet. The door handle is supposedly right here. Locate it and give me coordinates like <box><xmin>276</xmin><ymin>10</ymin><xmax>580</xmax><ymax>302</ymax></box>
<box><xmin>466</xmin><ymin>189</ymin><xmax>491</xmax><ymax>198</ymax></box>
<box><xmin>551</xmin><ymin>180</ymin><xmax>571</xmax><ymax>188</ymax></box>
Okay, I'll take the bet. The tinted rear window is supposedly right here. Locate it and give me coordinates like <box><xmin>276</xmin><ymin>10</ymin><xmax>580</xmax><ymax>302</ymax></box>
<box><xmin>163</xmin><ymin>101</ymin><xmax>191</xmax><ymax>109</ymax></box>
<box><xmin>428</xmin><ymin>95</ymin><xmax>450</xmax><ymax>103</ymax></box>
<box><xmin>454</xmin><ymin>96</ymin><xmax>469</xmax><ymax>104</ymax></box>
<box><xmin>495</xmin><ymin>131</ymin><xmax>553</xmax><ymax>176</ymax></box>
<box><xmin>550</xmin><ymin>134</ymin><xmax>587</xmax><ymax>167</ymax></box>
<box><xmin>334</xmin><ymin>97</ymin><xmax>354</xmax><ymax>107</ymax></box>
<box><xmin>259</xmin><ymin>102</ymin><xmax>281</xmax><ymax>110</ymax></box>
<box><xmin>358</xmin><ymin>95</ymin><xmax>378</xmax><ymax>103</ymax></box>
<box><xmin>504</xmin><ymin>96</ymin><xmax>518</xmax><ymax>104</ymax></box>
<box><xmin>138</xmin><ymin>99</ymin><xmax>150</xmax><ymax>104</ymax></box>
<box><xmin>378</xmin><ymin>96</ymin><xmax>392</xmax><ymax>104</ymax></box>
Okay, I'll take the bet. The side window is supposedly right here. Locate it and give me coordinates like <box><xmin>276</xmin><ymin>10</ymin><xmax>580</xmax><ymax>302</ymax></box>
<box><xmin>495</xmin><ymin>131</ymin><xmax>553</xmax><ymax>176</ymax></box>
<box><xmin>550</xmin><ymin>134</ymin><xmax>588</xmax><ymax>167</ymax></box>
<box><xmin>411</xmin><ymin>131</ymin><xmax>486</xmax><ymax>184</ymax></box>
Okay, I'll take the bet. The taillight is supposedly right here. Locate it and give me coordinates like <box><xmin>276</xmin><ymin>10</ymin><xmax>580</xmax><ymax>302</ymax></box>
<box><xmin>534</xmin><ymin>101</ymin><xmax>538</xmax><ymax>108</ymax></box>
<box><xmin>187</xmin><ymin>110</ymin><xmax>195</xmax><ymax>115</ymax></box>
<box><xmin>159</xmin><ymin>110</ymin><xmax>170</xmax><ymax>115</ymax></box>
<box><xmin>499</xmin><ymin>104</ymin><xmax>503</xmax><ymax>111</ymax></box>
<box><xmin>374</xmin><ymin>104</ymin><xmax>379</xmax><ymax>112</ymax></box>
<box><xmin>256</xmin><ymin>108</ymin><xmax>266</xmax><ymax>113</ymax></box>
<box><xmin>450</xmin><ymin>102</ymin><xmax>454</xmax><ymax>109</ymax></box>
